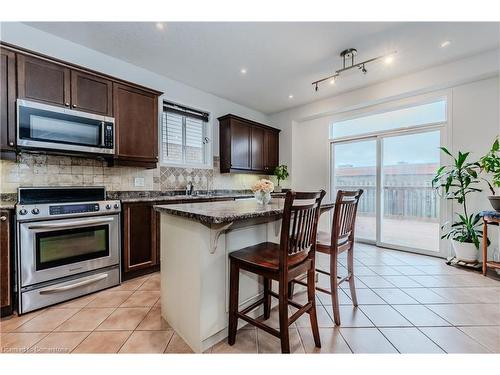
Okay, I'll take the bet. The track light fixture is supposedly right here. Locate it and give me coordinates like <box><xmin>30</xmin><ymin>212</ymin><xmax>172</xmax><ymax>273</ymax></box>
<box><xmin>312</xmin><ymin>48</ymin><xmax>396</xmax><ymax>92</ymax></box>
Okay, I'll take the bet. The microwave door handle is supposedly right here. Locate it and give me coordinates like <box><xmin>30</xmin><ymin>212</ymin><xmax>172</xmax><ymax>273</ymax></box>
<box><xmin>28</xmin><ymin>217</ymin><xmax>115</xmax><ymax>230</ymax></box>
<box><xmin>101</xmin><ymin>121</ymin><xmax>105</xmax><ymax>147</ymax></box>
<box><xmin>39</xmin><ymin>273</ymin><xmax>109</xmax><ymax>294</ymax></box>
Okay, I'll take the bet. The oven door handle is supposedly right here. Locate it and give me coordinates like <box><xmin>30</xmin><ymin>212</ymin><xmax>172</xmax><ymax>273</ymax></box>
<box><xmin>39</xmin><ymin>273</ymin><xmax>109</xmax><ymax>294</ymax></box>
<box><xmin>28</xmin><ymin>217</ymin><xmax>115</xmax><ymax>230</ymax></box>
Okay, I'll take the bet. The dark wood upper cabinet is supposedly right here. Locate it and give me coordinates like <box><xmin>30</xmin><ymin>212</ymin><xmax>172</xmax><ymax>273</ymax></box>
<box><xmin>71</xmin><ymin>70</ymin><xmax>113</xmax><ymax>116</ymax></box>
<box><xmin>218</xmin><ymin>114</ymin><xmax>279</xmax><ymax>174</ymax></box>
<box><xmin>0</xmin><ymin>48</ymin><xmax>17</xmax><ymax>159</ymax></box>
<box><xmin>1</xmin><ymin>210</ymin><xmax>13</xmax><ymax>317</ymax></box>
<box><xmin>122</xmin><ymin>202</ymin><xmax>159</xmax><ymax>280</ymax></box>
<box><xmin>17</xmin><ymin>54</ymin><xmax>71</xmax><ymax>108</ymax></box>
<box><xmin>264</xmin><ymin>128</ymin><xmax>279</xmax><ymax>173</ymax></box>
<box><xmin>113</xmin><ymin>83</ymin><xmax>159</xmax><ymax>168</ymax></box>
<box><xmin>251</xmin><ymin>126</ymin><xmax>265</xmax><ymax>171</ymax></box>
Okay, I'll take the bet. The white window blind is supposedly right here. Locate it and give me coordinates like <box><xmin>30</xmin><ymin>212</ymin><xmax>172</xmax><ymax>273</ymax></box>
<box><xmin>161</xmin><ymin>102</ymin><xmax>210</xmax><ymax>166</ymax></box>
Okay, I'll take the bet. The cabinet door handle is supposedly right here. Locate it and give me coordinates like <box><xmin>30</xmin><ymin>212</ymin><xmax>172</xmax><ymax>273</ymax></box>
<box><xmin>65</xmin><ymin>102</ymin><xmax>70</xmax><ymax>107</ymax></box>
<box><xmin>0</xmin><ymin>216</ymin><xmax>6</xmax><ymax>222</ymax></box>
<box><xmin>72</xmin><ymin>104</ymin><xmax>77</xmax><ymax>108</ymax></box>
<box><xmin>8</xmin><ymin>142</ymin><xmax>14</xmax><ymax>147</ymax></box>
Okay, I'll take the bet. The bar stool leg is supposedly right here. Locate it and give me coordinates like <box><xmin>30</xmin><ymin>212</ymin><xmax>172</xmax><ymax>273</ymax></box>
<box><xmin>228</xmin><ymin>261</ymin><xmax>240</xmax><ymax>345</ymax></box>
<box><xmin>347</xmin><ymin>248</ymin><xmax>358</xmax><ymax>306</ymax></box>
<box><xmin>288</xmin><ymin>281</ymin><xmax>295</xmax><ymax>298</ymax></box>
<box><xmin>263</xmin><ymin>278</ymin><xmax>271</xmax><ymax>319</ymax></box>
<box><xmin>278</xmin><ymin>282</ymin><xmax>290</xmax><ymax>353</ymax></box>
<box><xmin>330</xmin><ymin>250</ymin><xmax>341</xmax><ymax>326</ymax></box>
<box><xmin>307</xmin><ymin>268</ymin><xmax>321</xmax><ymax>348</ymax></box>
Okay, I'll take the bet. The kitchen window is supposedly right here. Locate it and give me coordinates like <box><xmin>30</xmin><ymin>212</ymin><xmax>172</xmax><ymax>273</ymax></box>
<box><xmin>161</xmin><ymin>101</ymin><xmax>211</xmax><ymax>167</ymax></box>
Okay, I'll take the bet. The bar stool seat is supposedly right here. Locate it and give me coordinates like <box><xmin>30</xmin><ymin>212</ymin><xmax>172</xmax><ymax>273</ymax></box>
<box><xmin>316</xmin><ymin>230</ymin><xmax>350</xmax><ymax>253</ymax></box>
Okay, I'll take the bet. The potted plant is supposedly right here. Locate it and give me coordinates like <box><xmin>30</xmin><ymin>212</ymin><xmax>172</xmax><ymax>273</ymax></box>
<box><xmin>479</xmin><ymin>137</ymin><xmax>500</xmax><ymax>211</ymax></box>
<box><xmin>273</xmin><ymin>164</ymin><xmax>289</xmax><ymax>192</ymax></box>
<box><xmin>432</xmin><ymin>147</ymin><xmax>485</xmax><ymax>262</ymax></box>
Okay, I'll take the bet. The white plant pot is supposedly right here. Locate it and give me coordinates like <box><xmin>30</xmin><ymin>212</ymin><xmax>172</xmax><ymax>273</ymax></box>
<box><xmin>451</xmin><ymin>240</ymin><xmax>478</xmax><ymax>263</ymax></box>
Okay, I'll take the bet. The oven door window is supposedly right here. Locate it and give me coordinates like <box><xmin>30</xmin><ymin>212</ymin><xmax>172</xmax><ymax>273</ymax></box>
<box><xmin>35</xmin><ymin>225</ymin><xmax>109</xmax><ymax>271</ymax></box>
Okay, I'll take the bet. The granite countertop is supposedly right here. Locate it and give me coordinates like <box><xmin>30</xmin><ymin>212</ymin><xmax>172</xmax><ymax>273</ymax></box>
<box><xmin>0</xmin><ymin>193</ymin><xmax>16</xmax><ymax>210</ymax></box>
<box><xmin>0</xmin><ymin>201</ymin><xmax>16</xmax><ymax>210</ymax></box>
<box><xmin>155</xmin><ymin>198</ymin><xmax>334</xmax><ymax>225</ymax></box>
<box><xmin>113</xmin><ymin>191</ymin><xmax>285</xmax><ymax>203</ymax></box>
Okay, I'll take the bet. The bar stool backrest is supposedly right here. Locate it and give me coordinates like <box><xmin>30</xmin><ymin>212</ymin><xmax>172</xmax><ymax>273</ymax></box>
<box><xmin>331</xmin><ymin>189</ymin><xmax>364</xmax><ymax>249</ymax></box>
<box><xmin>279</xmin><ymin>190</ymin><xmax>326</xmax><ymax>270</ymax></box>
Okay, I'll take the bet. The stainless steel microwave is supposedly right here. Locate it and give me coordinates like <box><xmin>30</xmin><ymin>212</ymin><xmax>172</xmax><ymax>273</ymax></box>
<box><xmin>17</xmin><ymin>99</ymin><xmax>115</xmax><ymax>155</ymax></box>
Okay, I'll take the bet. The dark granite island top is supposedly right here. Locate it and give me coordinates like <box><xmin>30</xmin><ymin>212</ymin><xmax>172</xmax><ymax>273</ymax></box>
<box><xmin>154</xmin><ymin>198</ymin><xmax>334</xmax><ymax>225</ymax></box>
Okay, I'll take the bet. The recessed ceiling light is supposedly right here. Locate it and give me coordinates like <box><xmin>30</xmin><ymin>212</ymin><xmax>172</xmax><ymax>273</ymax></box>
<box><xmin>288</xmin><ymin>94</ymin><xmax>294</xmax><ymax>99</ymax></box>
<box><xmin>441</xmin><ymin>40</ymin><xmax>451</xmax><ymax>48</ymax></box>
<box><xmin>329</xmin><ymin>78</ymin><xmax>336</xmax><ymax>85</ymax></box>
<box><xmin>384</xmin><ymin>56</ymin><xmax>394</xmax><ymax>65</ymax></box>
<box><xmin>156</xmin><ymin>22</ymin><xmax>165</xmax><ymax>30</ymax></box>
<box><xmin>240</xmin><ymin>68</ymin><xmax>247</xmax><ymax>74</ymax></box>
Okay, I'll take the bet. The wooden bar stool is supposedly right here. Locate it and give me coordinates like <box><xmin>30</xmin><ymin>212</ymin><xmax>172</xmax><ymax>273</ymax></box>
<box><xmin>228</xmin><ymin>190</ymin><xmax>326</xmax><ymax>353</ymax></box>
<box><xmin>289</xmin><ymin>190</ymin><xmax>363</xmax><ymax>326</ymax></box>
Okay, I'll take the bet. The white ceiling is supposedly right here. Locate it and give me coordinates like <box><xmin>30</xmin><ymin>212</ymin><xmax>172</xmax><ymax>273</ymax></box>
<box><xmin>25</xmin><ymin>22</ymin><xmax>500</xmax><ymax>114</ymax></box>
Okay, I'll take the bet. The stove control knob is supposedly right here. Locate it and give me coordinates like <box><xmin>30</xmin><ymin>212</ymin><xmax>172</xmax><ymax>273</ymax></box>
<box><xmin>19</xmin><ymin>208</ymin><xmax>28</xmax><ymax>215</ymax></box>
<box><xmin>106</xmin><ymin>204</ymin><xmax>112</xmax><ymax>210</ymax></box>
<box><xmin>32</xmin><ymin>208</ymin><xmax>40</xmax><ymax>215</ymax></box>
<box><xmin>114</xmin><ymin>203</ymin><xmax>119</xmax><ymax>209</ymax></box>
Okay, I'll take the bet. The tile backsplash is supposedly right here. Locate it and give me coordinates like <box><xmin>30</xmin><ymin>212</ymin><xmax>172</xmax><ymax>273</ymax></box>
<box><xmin>0</xmin><ymin>153</ymin><xmax>270</xmax><ymax>193</ymax></box>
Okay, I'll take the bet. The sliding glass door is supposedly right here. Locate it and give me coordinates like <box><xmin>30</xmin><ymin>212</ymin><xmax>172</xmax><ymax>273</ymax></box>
<box><xmin>330</xmin><ymin>97</ymin><xmax>447</xmax><ymax>256</ymax></box>
<box><xmin>379</xmin><ymin>130</ymin><xmax>441</xmax><ymax>253</ymax></box>
<box><xmin>332</xmin><ymin>139</ymin><xmax>377</xmax><ymax>242</ymax></box>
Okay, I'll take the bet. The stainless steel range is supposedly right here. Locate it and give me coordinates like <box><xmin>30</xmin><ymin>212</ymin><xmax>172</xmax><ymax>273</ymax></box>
<box><xmin>16</xmin><ymin>187</ymin><xmax>121</xmax><ymax>314</ymax></box>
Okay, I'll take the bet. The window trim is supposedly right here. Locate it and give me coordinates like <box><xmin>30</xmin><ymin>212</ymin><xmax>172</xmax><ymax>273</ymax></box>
<box><xmin>160</xmin><ymin>101</ymin><xmax>213</xmax><ymax>169</ymax></box>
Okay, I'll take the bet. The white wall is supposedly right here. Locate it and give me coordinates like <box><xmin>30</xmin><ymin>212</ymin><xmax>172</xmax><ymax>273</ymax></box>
<box><xmin>0</xmin><ymin>22</ymin><xmax>270</xmax><ymax>156</ymax></box>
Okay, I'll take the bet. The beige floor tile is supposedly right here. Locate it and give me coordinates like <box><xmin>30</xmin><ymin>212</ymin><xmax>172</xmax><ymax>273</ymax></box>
<box><xmin>357</xmin><ymin>276</ymin><xmax>395</xmax><ymax>288</ymax></box>
<box><xmin>73</xmin><ymin>331</ymin><xmax>132</xmax><ymax>353</ymax></box>
<box><xmin>392</xmin><ymin>305</ymin><xmax>451</xmax><ymax>326</ymax></box>
<box><xmin>431</xmin><ymin>287</ymin><xmax>500</xmax><ymax>304</ymax></box>
<box><xmin>335</xmin><ymin>306</ymin><xmax>374</xmax><ymax>327</ymax></box>
<box><xmin>298</xmin><ymin>327</ymin><xmax>351</xmax><ymax>353</ymax></box>
<box><xmin>372</xmin><ymin>288</ymin><xmax>418</xmax><ymax>304</ymax></box>
<box><xmin>391</xmin><ymin>266</ymin><xmax>428</xmax><ymax>276</ymax></box>
<box><xmin>1</xmin><ymin>332</ymin><xmax>47</xmax><ymax>353</ymax></box>
<box><xmin>340</xmin><ymin>277</ymin><xmax>369</xmax><ymax>289</ymax></box>
<box><xmin>85</xmin><ymin>291</ymin><xmax>134</xmax><ymax>308</ymax></box>
<box><xmin>427</xmin><ymin>304</ymin><xmax>500</xmax><ymax>326</ymax></box>
<box><xmin>164</xmin><ymin>333</ymin><xmax>194</xmax><ymax>353</ymax></box>
<box><xmin>368</xmin><ymin>266</ymin><xmax>402</xmax><ymax>276</ymax></box>
<box><xmin>359</xmin><ymin>305</ymin><xmax>412</xmax><ymax>327</ymax></box>
<box><xmin>352</xmin><ymin>266</ymin><xmax>378</xmax><ymax>276</ymax></box>
<box><xmin>317</xmin><ymin>288</ymin><xmax>352</xmax><ymax>306</ymax></box>
<box><xmin>55</xmin><ymin>308</ymin><xmax>114</xmax><ymax>332</ymax></box>
<box><xmin>15</xmin><ymin>308</ymin><xmax>80</xmax><ymax>332</ymax></box>
<box><xmin>138</xmin><ymin>274</ymin><xmax>160</xmax><ymax>291</ymax></box>
<box><xmin>110</xmin><ymin>275</ymin><xmax>151</xmax><ymax>292</ymax></box>
<box><xmin>257</xmin><ymin>327</ymin><xmax>304</xmax><ymax>353</ymax></box>
<box><xmin>380</xmin><ymin>328</ymin><xmax>444</xmax><ymax>353</ymax></box>
<box><xmin>419</xmin><ymin>327</ymin><xmax>490</xmax><ymax>353</ymax></box>
<box><xmin>29</xmin><ymin>332</ymin><xmax>90</xmax><ymax>353</ymax></box>
<box><xmin>119</xmin><ymin>330</ymin><xmax>173</xmax><ymax>353</ymax></box>
<box><xmin>0</xmin><ymin>310</ymin><xmax>43</xmax><ymax>333</ymax></box>
<box><xmin>211</xmin><ymin>329</ymin><xmax>257</xmax><ymax>353</ymax></box>
<box><xmin>294</xmin><ymin>305</ymin><xmax>334</xmax><ymax>328</ymax></box>
<box><xmin>136</xmin><ymin>307</ymin><xmax>171</xmax><ymax>331</ymax></box>
<box><xmin>96</xmin><ymin>307</ymin><xmax>150</xmax><ymax>331</ymax></box>
<box><xmin>343</xmin><ymin>288</ymin><xmax>387</xmax><ymax>305</ymax></box>
<box><xmin>400</xmin><ymin>288</ymin><xmax>450</xmax><ymax>304</ymax></box>
<box><xmin>382</xmin><ymin>275</ymin><xmax>423</xmax><ymax>288</ymax></box>
<box><xmin>340</xmin><ymin>328</ymin><xmax>397</xmax><ymax>353</ymax></box>
<box><xmin>458</xmin><ymin>326</ymin><xmax>500</xmax><ymax>353</ymax></box>
<box><xmin>120</xmin><ymin>291</ymin><xmax>160</xmax><ymax>307</ymax></box>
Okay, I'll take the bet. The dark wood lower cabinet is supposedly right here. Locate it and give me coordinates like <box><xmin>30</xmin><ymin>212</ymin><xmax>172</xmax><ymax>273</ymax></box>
<box><xmin>122</xmin><ymin>202</ymin><xmax>160</xmax><ymax>280</ymax></box>
<box><xmin>1</xmin><ymin>210</ymin><xmax>13</xmax><ymax>317</ymax></box>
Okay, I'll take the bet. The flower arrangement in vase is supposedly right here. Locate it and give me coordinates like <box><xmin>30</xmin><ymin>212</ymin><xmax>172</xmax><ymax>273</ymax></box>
<box><xmin>251</xmin><ymin>179</ymin><xmax>274</xmax><ymax>205</ymax></box>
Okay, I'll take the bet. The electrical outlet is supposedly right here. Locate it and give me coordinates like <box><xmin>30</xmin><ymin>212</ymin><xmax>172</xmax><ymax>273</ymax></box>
<box><xmin>134</xmin><ymin>177</ymin><xmax>145</xmax><ymax>187</ymax></box>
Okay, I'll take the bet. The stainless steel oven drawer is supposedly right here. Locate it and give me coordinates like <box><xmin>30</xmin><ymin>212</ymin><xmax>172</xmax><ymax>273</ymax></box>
<box><xmin>20</xmin><ymin>266</ymin><xmax>120</xmax><ymax>314</ymax></box>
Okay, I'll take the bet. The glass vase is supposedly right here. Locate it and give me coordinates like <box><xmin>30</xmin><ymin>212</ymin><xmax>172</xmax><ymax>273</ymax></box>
<box><xmin>254</xmin><ymin>191</ymin><xmax>272</xmax><ymax>205</ymax></box>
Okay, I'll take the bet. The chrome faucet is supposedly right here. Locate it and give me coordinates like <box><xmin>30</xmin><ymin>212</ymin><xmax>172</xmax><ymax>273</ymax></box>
<box><xmin>185</xmin><ymin>181</ymin><xmax>194</xmax><ymax>195</ymax></box>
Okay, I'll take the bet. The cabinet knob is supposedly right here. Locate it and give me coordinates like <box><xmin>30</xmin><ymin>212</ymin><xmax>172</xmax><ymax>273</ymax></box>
<box><xmin>0</xmin><ymin>216</ymin><xmax>6</xmax><ymax>222</ymax></box>
<box><xmin>72</xmin><ymin>104</ymin><xmax>77</xmax><ymax>108</ymax></box>
<box><xmin>65</xmin><ymin>102</ymin><xmax>70</xmax><ymax>107</ymax></box>
<box><xmin>8</xmin><ymin>142</ymin><xmax>14</xmax><ymax>146</ymax></box>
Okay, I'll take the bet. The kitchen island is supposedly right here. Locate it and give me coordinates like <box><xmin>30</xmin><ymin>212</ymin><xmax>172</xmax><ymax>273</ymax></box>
<box><xmin>154</xmin><ymin>198</ymin><xmax>333</xmax><ymax>352</ymax></box>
